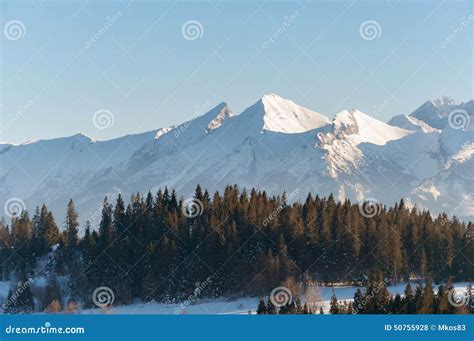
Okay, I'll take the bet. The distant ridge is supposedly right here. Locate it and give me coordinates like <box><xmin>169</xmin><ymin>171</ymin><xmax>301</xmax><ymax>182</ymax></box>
<box><xmin>1</xmin><ymin>94</ymin><xmax>473</xmax><ymax>226</ymax></box>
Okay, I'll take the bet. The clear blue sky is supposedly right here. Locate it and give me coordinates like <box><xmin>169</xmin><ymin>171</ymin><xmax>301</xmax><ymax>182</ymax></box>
<box><xmin>1</xmin><ymin>0</ymin><xmax>472</xmax><ymax>144</ymax></box>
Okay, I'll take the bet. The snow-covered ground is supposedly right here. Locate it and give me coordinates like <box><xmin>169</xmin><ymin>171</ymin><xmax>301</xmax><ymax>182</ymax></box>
<box><xmin>0</xmin><ymin>281</ymin><xmax>9</xmax><ymax>302</ymax></box>
<box><xmin>77</xmin><ymin>282</ymin><xmax>472</xmax><ymax>314</ymax></box>
<box><xmin>0</xmin><ymin>277</ymin><xmax>470</xmax><ymax>315</ymax></box>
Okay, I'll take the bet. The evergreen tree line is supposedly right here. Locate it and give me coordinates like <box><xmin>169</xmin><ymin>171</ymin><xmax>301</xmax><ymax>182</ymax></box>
<box><xmin>0</xmin><ymin>185</ymin><xmax>472</xmax><ymax>312</ymax></box>
<box><xmin>257</xmin><ymin>274</ymin><xmax>473</xmax><ymax>315</ymax></box>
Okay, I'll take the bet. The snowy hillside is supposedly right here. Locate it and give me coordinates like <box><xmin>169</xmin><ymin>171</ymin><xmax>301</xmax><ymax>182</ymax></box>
<box><xmin>1</xmin><ymin>94</ymin><xmax>473</xmax><ymax>225</ymax></box>
<box><xmin>258</xmin><ymin>93</ymin><xmax>330</xmax><ymax>133</ymax></box>
<box><xmin>388</xmin><ymin>114</ymin><xmax>438</xmax><ymax>133</ymax></box>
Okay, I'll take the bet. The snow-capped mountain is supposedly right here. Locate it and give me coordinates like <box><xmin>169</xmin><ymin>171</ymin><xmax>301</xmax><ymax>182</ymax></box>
<box><xmin>409</xmin><ymin>96</ymin><xmax>473</xmax><ymax>129</ymax></box>
<box><xmin>388</xmin><ymin>114</ymin><xmax>439</xmax><ymax>133</ymax></box>
<box><xmin>1</xmin><ymin>94</ymin><xmax>473</xmax><ymax>226</ymax></box>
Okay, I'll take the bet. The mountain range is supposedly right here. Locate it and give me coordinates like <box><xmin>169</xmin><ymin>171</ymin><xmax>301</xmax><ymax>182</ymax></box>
<box><xmin>1</xmin><ymin>94</ymin><xmax>473</xmax><ymax>226</ymax></box>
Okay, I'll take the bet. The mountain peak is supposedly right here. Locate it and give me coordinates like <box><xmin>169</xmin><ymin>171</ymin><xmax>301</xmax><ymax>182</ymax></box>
<box><xmin>261</xmin><ymin>93</ymin><xmax>284</xmax><ymax>100</ymax></box>
<box><xmin>431</xmin><ymin>96</ymin><xmax>456</xmax><ymax>108</ymax></box>
<box><xmin>74</xmin><ymin>132</ymin><xmax>93</xmax><ymax>141</ymax></box>
<box><xmin>249</xmin><ymin>93</ymin><xmax>330</xmax><ymax>133</ymax></box>
<box><xmin>206</xmin><ymin>104</ymin><xmax>233</xmax><ymax>132</ymax></box>
<box><xmin>410</xmin><ymin>96</ymin><xmax>460</xmax><ymax>129</ymax></box>
<box><xmin>329</xmin><ymin>109</ymin><xmax>412</xmax><ymax>145</ymax></box>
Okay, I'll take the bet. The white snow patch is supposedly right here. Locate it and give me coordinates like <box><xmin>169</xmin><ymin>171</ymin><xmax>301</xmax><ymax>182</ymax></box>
<box><xmin>155</xmin><ymin>127</ymin><xmax>173</xmax><ymax>140</ymax></box>
<box><xmin>207</xmin><ymin>105</ymin><xmax>233</xmax><ymax>132</ymax></box>
<box><xmin>341</xmin><ymin>109</ymin><xmax>413</xmax><ymax>145</ymax></box>
<box><xmin>260</xmin><ymin>93</ymin><xmax>330</xmax><ymax>133</ymax></box>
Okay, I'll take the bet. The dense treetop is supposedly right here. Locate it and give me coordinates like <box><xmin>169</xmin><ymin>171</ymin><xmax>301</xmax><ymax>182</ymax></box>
<box><xmin>0</xmin><ymin>185</ymin><xmax>472</xmax><ymax>311</ymax></box>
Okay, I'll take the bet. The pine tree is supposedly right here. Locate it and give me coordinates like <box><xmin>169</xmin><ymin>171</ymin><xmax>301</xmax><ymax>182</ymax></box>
<box><xmin>345</xmin><ymin>301</ymin><xmax>353</xmax><ymax>314</ymax></box>
<box><xmin>402</xmin><ymin>283</ymin><xmax>415</xmax><ymax>313</ymax></box>
<box><xmin>391</xmin><ymin>294</ymin><xmax>402</xmax><ymax>313</ymax></box>
<box><xmin>96</xmin><ymin>197</ymin><xmax>116</xmax><ymax>287</ymax></box>
<box><xmin>10</xmin><ymin>211</ymin><xmax>34</xmax><ymax>274</ymax></box>
<box><xmin>353</xmin><ymin>288</ymin><xmax>364</xmax><ymax>314</ymax></box>
<box><xmin>329</xmin><ymin>290</ymin><xmax>340</xmax><ymax>314</ymax></box>
<box><xmin>34</xmin><ymin>205</ymin><xmax>60</xmax><ymax>256</ymax></box>
<box><xmin>4</xmin><ymin>185</ymin><xmax>474</xmax><ymax>311</ymax></box>
<box><xmin>142</xmin><ymin>242</ymin><xmax>159</xmax><ymax>301</ymax></box>
<box><xmin>63</xmin><ymin>199</ymin><xmax>80</xmax><ymax>299</ymax></box>
<box><xmin>435</xmin><ymin>285</ymin><xmax>449</xmax><ymax>314</ymax></box>
<box><xmin>372</xmin><ymin>273</ymin><xmax>390</xmax><ymax>313</ymax></box>
<box><xmin>257</xmin><ymin>299</ymin><xmax>267</xmax><ymax>314</ymax></box>
<box><xmin>42</xmin><ymin>274</ymin><xmax>62</xmax><ymax>312</ymax></box>
<box><xmin>4</xmin><ymin>278</ymin><xmax>34</xmax><ymax>314</ymax></box>
<box><xmin>413</xmin><ymin>285</ymin><xmax>424</xmax><ymax>313</ymax></box>
<box><xmin>45</xmin><ymin>299</ymin><xmax>62</xmax><ymax>313</ymax></box>
<box><xmin>65</xmin><ymin>199</ymin><xmax>79</xmax><ymax>249</ymax></box>
<box><xmin>266</xmin><ymin>298</ymin><xmax>276</xmax><ymax>314</ymax></box>
<box><xmin>417</xmin><ymin>282</ymin><xmax>435</xmax><ymax>313</ymax></box>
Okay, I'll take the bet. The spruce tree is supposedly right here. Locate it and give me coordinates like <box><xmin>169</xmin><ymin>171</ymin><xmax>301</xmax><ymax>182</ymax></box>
<box><xmin>402</xmin><ymin>283</ymin><xmax>415</xmax><ymax>313</ymax></box>
<box><xmin>329</xmin><ymin>290</ymin><xmax>339</xmax><ymax>314</ymax></box>
<box><xmin>257</xmin><ymin>299</ymin><xmax>267</xmax><ymax>314</ymax></box>
<box><xmin>5</xmin><ymin>278</ymin><xmax>34</xmax><ymax>314</ymax></box>
<box><xmin>435</xmin><ymin>285</ymin><xmax>449</xmax><ymax>314</ymax></box>
<box><xmin>353</xmin><ymin>288</ymin><xmax>364</xmax><ymax>314</ymax></box>
<box><xmin>266</xmin><ymin>298</ymin><xmax>276</xmax><ymax>314</ymax></box>
<box><xmin>418</xmin><ymin>282</ymin><xmax>435</xmax><ymax>313</ymax></box>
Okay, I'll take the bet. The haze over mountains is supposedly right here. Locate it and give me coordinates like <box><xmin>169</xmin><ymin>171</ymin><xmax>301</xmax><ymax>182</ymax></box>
<box><xmin>1</xmin><ymin>94</ymin><xmax>473</xmax><ymax>226</ymax></box>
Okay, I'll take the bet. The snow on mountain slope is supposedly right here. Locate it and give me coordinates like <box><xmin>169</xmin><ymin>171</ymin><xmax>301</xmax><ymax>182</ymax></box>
<box><xmin>119</xmin><ymin>96</ymin><xmax>331</xmax><ymax>198</ymax></box>
<box><xmin>206</xmin><ymin>105</ymin><xmax>234</xmax><ymax>132</ymax></box>
<box><xmin>407</xmin><ymin>123</ymin><xmax>474</xmax><ymax>220</ymax></box>
<box><xmin>408</xmin><ymin>154</ymin><xmax>474</xmax><ymax>220</ymax></box>
<box><xmin>0</xmin><ymin>130</ymin><xmax>157</xmax><ymax>222</ymax></box>
<box><xmin>258</xmin><ymin>93</ymin><xmax>330</xmax><ymax>133</ymax></box>
<box><xmin>0</xmin><ymin>94</ymin><xmax>473</xmax><ymax>225</ymax></box>
<box><xmin>155</xmin><ymin>127</ymin><xmax>173</xmax><ymax>140</ymax></box>
<box><xmin>410</xmin><ymin>96</ymin><xmax>456</xmax><ymax>129</ymax></box>
<box><xmin>388</xmin><ymin>114</ymin><xmax>438</xmax><ymax>133</ymax></box>
<box><xmin>315</xmin><ymin>109</ymin><xmax>413</xmax><ymax>177</ymax></box>
<box><xmin>327</xmin><ymin>109</ymin><xmax>412</xmax><ymax>146</ymax></box>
